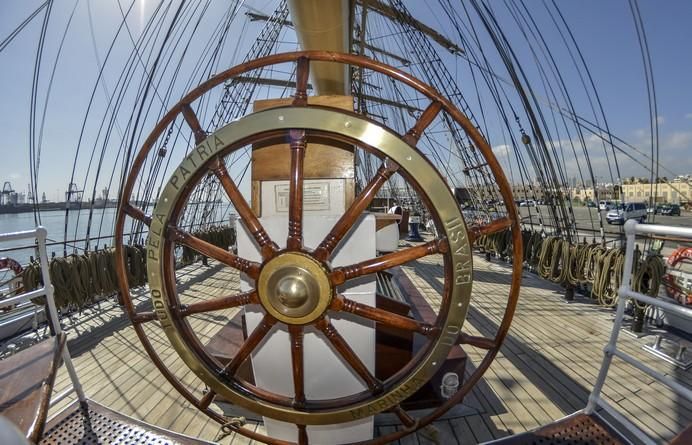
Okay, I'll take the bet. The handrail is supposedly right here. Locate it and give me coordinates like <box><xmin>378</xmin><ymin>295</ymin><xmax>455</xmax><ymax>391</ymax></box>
<box><xmin>0</xmin><ymin>226</ymin><xmax>87</xmax><ymax>404</ymax></box>
<box><xmin>0</xmin><ymin>228</ymin><xmax>45</xmax><ymax>243</ymax></box>
<box><xmin>585</xmin><ymin>219</ymin><xmax>692</xmax><ymax>444</ymax></box>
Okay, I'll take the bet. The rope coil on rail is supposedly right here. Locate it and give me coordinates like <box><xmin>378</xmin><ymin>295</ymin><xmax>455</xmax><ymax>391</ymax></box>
<box><xmin>19</xmin><ymin>226</ymin><xmax>235</xmax><ymax>311</ymax></box>
<box><xmin>181</xmin><ymin>226</ymin><xmax>236</xmax><ymax>265</ymax></box>
<box><xmin>474</xmin><ymin>227</ymin><xmax>666</xmax><ymax>309</ymax></box>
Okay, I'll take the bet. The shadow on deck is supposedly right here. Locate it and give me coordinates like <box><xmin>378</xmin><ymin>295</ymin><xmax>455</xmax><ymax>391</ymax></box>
<box><xmin>36</xmin><ymin>253</ymin><xmax>689</xmax><ymax>444</ymax></box>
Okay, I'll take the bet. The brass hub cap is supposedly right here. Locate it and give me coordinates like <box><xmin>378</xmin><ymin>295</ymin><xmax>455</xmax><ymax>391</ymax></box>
<box><xmin>257</xmin><ymin>252</ymin><xmax>332</xmax><ymax>325</ymax></box>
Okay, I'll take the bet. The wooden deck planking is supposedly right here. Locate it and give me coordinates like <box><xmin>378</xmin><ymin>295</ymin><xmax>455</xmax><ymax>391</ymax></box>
<box><xmin>404</xmin><ymin>254</ymin><xmax>689</xmax><ymax>443</ymax></box>
<box><xmin>39</xmin><ymin>251</ymin><xmax>689</xmax><ymax>444</ymax></box>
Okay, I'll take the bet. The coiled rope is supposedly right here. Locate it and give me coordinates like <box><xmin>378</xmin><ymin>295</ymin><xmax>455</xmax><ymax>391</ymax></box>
<box><xmin>21</xmin><ymin>226</ymin><xmax>235</xmax><ymax>311</ymax></box>
<box><xmin>474</xmin><ymin>228</ymin><xmax>666</xmax><ymax>309</ymax></box>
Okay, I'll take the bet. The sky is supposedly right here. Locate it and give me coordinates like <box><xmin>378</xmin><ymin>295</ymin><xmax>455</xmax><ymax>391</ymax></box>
<box><xmin>1</xmin><ymin>0</ymin><xmax>691</xmax><ymax>201</ymax></box>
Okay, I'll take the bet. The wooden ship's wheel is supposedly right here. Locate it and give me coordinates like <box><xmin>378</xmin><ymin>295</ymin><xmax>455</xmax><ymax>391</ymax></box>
<box><xmin>115</xmin><ymin>52</ymin><xmax>522</xmax><ymax>444</ymax></box>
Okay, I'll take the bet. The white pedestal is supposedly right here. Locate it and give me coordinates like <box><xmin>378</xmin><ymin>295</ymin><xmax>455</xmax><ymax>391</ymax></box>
<box><xmin>236</xmin><ymin>214</ymin><xmax>376</xmax><ymax>444</ymax></box>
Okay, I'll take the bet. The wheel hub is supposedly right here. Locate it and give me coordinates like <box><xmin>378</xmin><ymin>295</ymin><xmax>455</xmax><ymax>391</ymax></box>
<box><xmin>257</xmin><ymin>252</ymin><xmax>332</xmax><ymax>325</ymax></box>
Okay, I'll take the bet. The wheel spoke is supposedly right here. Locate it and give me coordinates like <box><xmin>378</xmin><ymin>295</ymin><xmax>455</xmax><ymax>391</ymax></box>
<box><xmin>169</xmin><ymin>226</ymin><xmax>261</xmax><ymax>279</ymax></box>
<box><xmin>313</xmin><ymin>159</ymin><xmax>399</xmax><ymax>261</ymax></box>
<box><xmin>402</xmin><ymin>101</ymin><xmax>442</xmax><ymax>145</ymax></box>
<box><xmin>390</xmin><ymin>404</ymin><xmax>417</xmax><ymax>428</ymax></box>
<box><xmin>199</xmin><ymin>389</ymin><xmax>215</xmax><ymax>410</ymax></box>
<box><xmin>458</xmin><ymin>332</ymin><xmax>496</xmax><ymax>350</ymax></box>
<box><xmin>287</xmin><ymin>129</ymin><xmax>306</xmax><ymax>250</ymax></box>
<box><xmin>221</xmin><ymin>314</ymin><xmax>277</xmax><ymax>377</ymax></box>
<box><xmin>331</xmin><ymin>295</ymin><xmax>437</xmax><ymax>336</ymax></box>
<box><xmin>297</xmin><ymin>424</ymin><xmax>308</xmax><ymax>445</ymax></box>
<box><xmin>288</xmin><ymin>325</ymin><xmax>306</xmax><ymax>408</ymax></box>
<box><xmin>179</xmin><ymin>291</ymin><xmax>258</xmax><ymax>317</ymax></box>
<box><xmin>131</xmin><ymin>311</ymin><xmax>157</xmax><ymax>324</ymax></box>
<box><xmin>210</xmin><ymin>157</ymin><xmax>278</xmax><ymax>259</ymax></box>
<box><xmin>292</xmin><ymin>57</ymin><xmax>310</xmax><ymax>106</ymax></box>
<box><xmin>122</xmin><ymin>203</ymin><xmax>152</xmax><ymax>226</ymax></box>
<box><xmin>180</xmin><ymin>103</ymin><xmax>208</xmax><ymax>144</ymax></box>
<box><xmin>330</xmin><ymin>238</ymin><xmax>448</xmax><ymax>285</ymax></box>
<box><xmin>468</xmin><ymin>217</ymin><xmax>512</xmax><ymax>243</ymax></box>
<box><xmin>315</xmin><ymin>317</ymin><xmax>383</xmax><ymax>394</ymax></box>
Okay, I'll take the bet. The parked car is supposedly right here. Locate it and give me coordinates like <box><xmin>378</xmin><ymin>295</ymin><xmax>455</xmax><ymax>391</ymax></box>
<box><xmin>606</xmin><ymin>202</ymin><xmax>647</xmax><ymax>224</ymax></box>
<box><xmin>661</xmin><ymin>204</ymin><xmax>681</xmax><ymax>216</ymax></box>
<box><xmin>598</xmin><ymin>200</ymin><xmax>614</xmax><ymax>211</ymax></box>
<box><xmin>586</xmin><ymin>200</ymin><xmax>597</xmax><ymax>208</ymax></box>
<box><xmin>519</xmin><ymin>200</ymin><xmax>536</xmax><ymax>207</ymax></box>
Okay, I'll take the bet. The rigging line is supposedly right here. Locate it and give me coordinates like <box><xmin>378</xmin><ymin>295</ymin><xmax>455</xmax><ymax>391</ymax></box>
<box><xmin>504</xmin><ymin>0</ymin><xmax>581</xmax><ymax>232</ymax></box>
<box><xmin>491</xmin><ymin>3</ymin><xmax>569</xmax><ymax>234</ymax></box>
<box><xmin>117</xmin><ymin>1</ymin><xmax>179</xmax><ymax>239</ymax></box>
<box><xmin>463</xmin><ymin>45</ymin><xmax>665</xmax><ymax>181</ymax></box>
<box><xmin>109</xmin><ymin>19</ymin><xmax>204</xmax><ymax>242</ymax></box>
<box><xmin>447</xmin><ymin>0</ymin><xmax>604</xmax><ymax>232</ymax></box>
<box><xmin>188</xmin><ymin>3</ymin><xmax>283</xmax><ymax>227</ymax></box>
<box><xmin>629</xmin><ymin>0</ymin><xmax>659</xmax><ymax>228</ymax></box>
<box><xmin>461</xmin><ymin>23</ymin><xmax>671</xmax><ymax>187</ymax></box>
<box><xmin>0</xmin><ymin>0</ymin><xmax>49</xmax><ymax>53</ymax></box>
<box><xmin>181</xmin><ymin>1</ymin><xmax>282</xmax><ymax>230</ymax></box>
<box><xmin>453</xmin><ymin>0</ymin><xmax>548</xmax><ymax>226</ymax></box>
<box><xmin>29</xmin><ymin>0</ymin><xmax>54</xmax><ymax>228</ymax></box>
<box><xmin>444</xmin><ymin>0</ymin><xmax>665</xmax><ymax>186</ymax></box>
<box><xmin>120</xmin><ymin>0</ymin><xmax>187</xmax><ymax>205</ymax></box>
<box><xmin>437</xmin><ymin>0</ymin><xmax>493</xmax><ymax>140</ymax></box>
<box><xmin>131</xmin><ymin>0</ymin><xmax>217</xmax><ymax>209</ymax></box>
<box><xmin>386</xmin><ymin>1</ymin><xmax>483</xmax><ymax>132</ymax></box>
<box><xmin>371</xmin><ymin>36</ymin><xmax>481</xmax><ymax>202</ymax></box>
<box><xmin>546</xmin><ymin>1</ymin><xmax>622</xmax><ymax>187</ymax></box>
<box><xmin>459</xmin><ymin>25</ymin><xmax>547</xmax><ymax>228</ymax></box>
<box><xmin>146</xmin><ymin>5</ymin><xmax>237</xmax><ymax>235</ymax></box>
<box><xmin>125</xmin><ymin>0</ymin><xmax>204</xmax><ymax>189</ymax></box>
<box><xmin>491</xmin><ymin>37</ymin><xmax>559</xmax><ymax>232</ymax></box>
<box><xmin>513</xmin><ymin>2</ymin><xmax>603</xmax><ymax>235</ymax></box>
<box><xmin>378</xmin><ymin>10</ymin><xmax>493</xmax><ymax>214</ymax></box>
<box><xmin>202</xmin><ymin>10</ymin><xmax>247</xmax><ymax>122</ymax></box>
<box><xmin>86</xmin><ymin>0</ymin><xmax>173</xmax><ymax>250</ymax></box>
<box><xmin>82</xmin><ymin>2</ymin><xmax>181</xmax><ymax>250</ymax></box>
<box><xmin>192</xmin><ymin>2</ymin><xmax>244</xmax><ymax>126</ymax></box>
<box><xmin>450</xmin><ymin>3</ymin><xmax>521</xmax><ymax>177</ymax></box>
<box><xmin>87</xmin><ymin>0</ymin><xmax>124</xmax><ymax>141</ymax></box>
<box><xmin>79</xmin><ymin>0</ymin><xmax>144</xmax><ymax>249</ymax></box>
<box><xmin>61</xmin><ymin>0</ymin><xmax>137</xmax><ymax>250</ymax></box>
<box><xmin>93</xmin><ymin>1</ymin><xmax>169</xmax><ymax>243</ymax></box>
<box><xmin>504</xmin><ymin>1</ymin><xmax>587</xmax><ymax>184</ymax></box>
<box><xmin>210</xmin><ymin>2</ymin><xmax>285</xmax><ymax>129</ymax></box>
<box><xmin>127</xmin><ymin>0</ymin><xmax>210</xmax><ymax>224</ymax></box>
<box><xmin>473</xmin><ymin>0</ymin><xmax>572</xmax><ymax>239</ymax></box>
<box><xmin>35</xmin><ymin>0</ymin><xmax>80</xmax><ymax>222</ymax></box>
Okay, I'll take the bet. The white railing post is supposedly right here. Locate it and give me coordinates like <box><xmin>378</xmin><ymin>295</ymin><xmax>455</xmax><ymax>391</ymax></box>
<box><xmin>35</xmin><ymin>227</ymin><xmax>87</xmax><ymax>403</ymax></box>
<box><xmin>585</xmin><ymin>219</ymin><xmax>637</xmax><ymax>413</ymax></box>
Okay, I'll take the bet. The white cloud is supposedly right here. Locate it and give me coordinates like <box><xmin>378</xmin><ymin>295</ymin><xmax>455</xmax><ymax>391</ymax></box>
<box><xmin>492</xmin><ymin>144</ymin><xmax>510</xmax><ymax>157</ymax></box>
<box><xmin>666</xmin><ymin>131</ymin><xmax>692</xmax><ymax>150</ymax></box>
<box><xmin>656</xmin><ymin>116</ymin><xmax>665</xmax><ymax>125</ymax></box>
<box><xmin>685</xmin><ymin>113</ymin><xmax>692</xmax><ymax>120</ymax></box>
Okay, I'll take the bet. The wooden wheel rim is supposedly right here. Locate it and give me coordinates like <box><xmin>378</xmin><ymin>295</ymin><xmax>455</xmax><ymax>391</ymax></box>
<box><xmin>114</xmin><ymin>51</ymin><xmax>523</xmax><ymax>443</ymax></box>
<box><xmin>147</xmin><ymin>107</ymin><xmax>471</xmax><ymax>425</ymax></box>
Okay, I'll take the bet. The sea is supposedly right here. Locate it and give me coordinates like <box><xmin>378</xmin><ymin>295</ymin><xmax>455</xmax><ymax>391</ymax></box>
<box><xmin>0</xmin><ymin>204</ymin><xmax>235</xmax><ymax>267</ymax></box>
<box><xmin>0</xmin><ymin>207</ymin><xmax>120</xmax><ymax>266</ymax></box>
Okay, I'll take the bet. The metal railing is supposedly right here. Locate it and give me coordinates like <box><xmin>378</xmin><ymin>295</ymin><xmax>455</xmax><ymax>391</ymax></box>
<box><xmin>585</xmin><ymin>219</ymin><xmax>692</xmax><ymax>444</ymax></box>
<box><xmin>0</xmin><ymin>227</ymin><xmax>87</xmax><ymax>406</ymax></box>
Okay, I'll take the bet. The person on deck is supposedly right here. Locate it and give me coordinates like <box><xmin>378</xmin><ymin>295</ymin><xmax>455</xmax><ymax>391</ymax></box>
<box><xmin>388</xmin><ymin>201</ymin><xmax>404</xmax><ymax>229</ymax></box>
